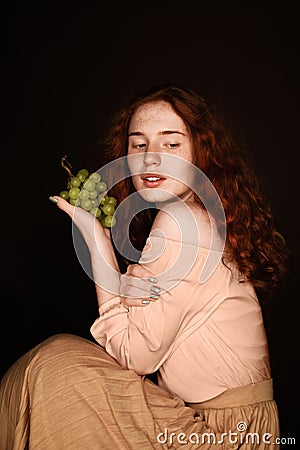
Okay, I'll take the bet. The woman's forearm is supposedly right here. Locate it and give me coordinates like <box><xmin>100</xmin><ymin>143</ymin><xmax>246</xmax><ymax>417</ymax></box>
<box><xmin>88</xmin><ymin>228</ymin><xmax>121</xmax><ymax>307</ymax></box>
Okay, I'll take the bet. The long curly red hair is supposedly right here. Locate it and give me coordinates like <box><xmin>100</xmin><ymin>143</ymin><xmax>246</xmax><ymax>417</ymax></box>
<box><xmin>100</xmin><ymin>84</ymin><xmax>289</xmax><ymax>301</ymax></box>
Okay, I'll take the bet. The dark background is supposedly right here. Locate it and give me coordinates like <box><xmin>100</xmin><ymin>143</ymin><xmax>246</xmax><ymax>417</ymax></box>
<box><xmin>2</xmin><ymin>0</ymin><xmax>299</xmax><ymax>445</ymax></box>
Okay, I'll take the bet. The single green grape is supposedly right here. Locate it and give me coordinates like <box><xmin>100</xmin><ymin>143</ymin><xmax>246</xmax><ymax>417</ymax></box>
<box><xmin>69</xmin><ymin>177</ymin><xmax>81</xmax><ymax>188</ymax></box>
<box><xmin>69</xmin><ymin>198</ymin><xmax>79</xmax><ymax>206</ymax></box>
<box><xmin>96</xmin><ymin>181</ymin><xmax>107</xmax><ymax>192</ymax></box>
<box><xmin>90</xmin><ymin>207</ymin><xmax>101</xmax><ymax>217</ymax></box>
<box><xmin>102</xmin><ymin>203</ymin><xmax>115</xmax><ymax>216</ymax></box>
<box><xmin>89</xmin><ymin>190</ymin><xmax>98</xmax><ymax>199</ymax></box>
<box><xmin>77</xmin><ymin>169</ymin><xmax>89</xmax><ymax>182</ymax></box>
<box><xmin>106</xmin><ymin>196</ymin><xmax>117</xmax><ymax>206</ymax></box>
<box><xmin>89</xmin><ymin>172</ymin><xmax>101</xmax><ymax>183</ymax></box>
<box><xmin>69</xmin><ymin>187</ymin><xmax>81</xmax><ymax>199</ymax></box>
<box><xmin>83</xmin><ymin>179</ymin><xmax>96</xmax><ymax>192</ymax></box>
<box><xmin>99</xmin><ymin>194</ymin><xmax>109</xmax><ymax>204</ymax></box>
<box><xmin>81</xmin><ymin>199</ymin><xmax>93</xmax><ymax>211</ymax></box>
<box><xmin>79</xmin><ymin>189</ymin><xmax>90</xmax><ymax>200</ymax></box>
<box><xmin>90</xmin><ymin>199</ymin><xmax>99</xmax><ymax>208</ymax></box>
<box><xmin>101</xmin><ymin>215</ymin><xmax>116</xmax><ymax>228</ymax></box>
<box><xmin>60</xmin><ymin>190</ymin><xmax>69</xmax><ymax>200</ymax></box>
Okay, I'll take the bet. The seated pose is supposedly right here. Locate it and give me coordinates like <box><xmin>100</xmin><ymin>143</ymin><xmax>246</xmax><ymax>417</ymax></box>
<box><xmin>0</xmin><ymin>84</ymin><xmax>289</xmax><ymax>449</ymax></box>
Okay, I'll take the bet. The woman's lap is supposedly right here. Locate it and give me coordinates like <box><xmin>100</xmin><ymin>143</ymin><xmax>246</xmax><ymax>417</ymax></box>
<box><xmin>0</xmin><ymin>334</ymin><xmax>279</xmax><ymax>449</ymax></box>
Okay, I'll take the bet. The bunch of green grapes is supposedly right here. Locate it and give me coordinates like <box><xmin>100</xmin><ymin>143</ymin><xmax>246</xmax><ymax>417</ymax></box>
<box><xmin>59</xmin><ymin>156</ymin><xmax>117</xmax><ymax>228</ymax></box>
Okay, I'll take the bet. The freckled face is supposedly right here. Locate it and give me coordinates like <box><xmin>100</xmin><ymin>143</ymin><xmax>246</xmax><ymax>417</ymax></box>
<box><xmin>127</xmin><ymin>101</ymin><xmax>195</xmax><ymax>204</ymax></box>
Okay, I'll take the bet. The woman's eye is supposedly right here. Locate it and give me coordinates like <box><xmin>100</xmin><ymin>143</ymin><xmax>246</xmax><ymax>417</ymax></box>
<box><xmin>135</xmin><ymin>143</ymin><xmax>146</xmax><ymax>149</ymax></box>
<box><xmin>168</xmin><ymin>143</ymin><xmax>179</xmax><ymax>148</ymax></box>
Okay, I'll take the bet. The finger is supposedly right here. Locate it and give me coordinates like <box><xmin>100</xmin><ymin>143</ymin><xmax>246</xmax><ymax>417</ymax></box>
<box><xmin>121</xmin><ymin>297</ymin><xmax>155</xmax><ymax>308</ymax></box>
<box><xmin>120</xmin><ymin>274</ymin><xmax>161</xmax><ymax>300</ymax></box>
<box><xmin>120</xmin><ymin>273</ymin><xmax>162</xmax><ymax>301</ymax></box>
<box><xmin>123</xmin><ymin>286</ymin><xmax>160</xmax><ymax>300</ymax></box>
<box><xmin>49</xmin><ymin>195</ymin><xmax>75</xmax><ymax>218</ymax></box>
<box><xmin>120</xmin><ymin>279</ymin><xmax>149</xmax><ymax>298</ymax></box>
<box><xmin>126</xmin><ymin>263</ymin><xmax>154</xmax><ymax>280</ymax></box>
<box><xmin>120</xmin><ymin>274</ymin><xmax>149</xmax><ymax>293</ymax></box>
<box><xmin>120</xmin><ymin>285</ymin><xmax>151</xmax><ymax>298</ymax></box>
<box><xmin>127</xmin><ymin>266</ymin><xmax>159</xmax><ymax>286</ymax></box>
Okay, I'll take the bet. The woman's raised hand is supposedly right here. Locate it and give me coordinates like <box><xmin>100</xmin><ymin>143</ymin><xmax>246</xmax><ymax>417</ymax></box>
<box><xmin>120</xmin><ymin>263</ymin><xmax>161</xmax><ymax>308</ymax></box>
<box><xmin>50</xmin><ymin>195</ymin><xmax>110</xmax><ymax>245</ymax></box>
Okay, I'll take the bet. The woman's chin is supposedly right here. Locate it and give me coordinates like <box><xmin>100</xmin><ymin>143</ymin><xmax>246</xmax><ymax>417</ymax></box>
<box><xmin>137</xmin><ymin>189</ymin><xmax>176</xmax><ymax>204</ymax></box>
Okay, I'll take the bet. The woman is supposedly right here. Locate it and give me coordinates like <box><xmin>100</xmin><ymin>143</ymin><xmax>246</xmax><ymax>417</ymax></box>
<box><xmin>0</xmin><ymin>84</ymin><xmax>289</xmax><ymax>449</ymax></box>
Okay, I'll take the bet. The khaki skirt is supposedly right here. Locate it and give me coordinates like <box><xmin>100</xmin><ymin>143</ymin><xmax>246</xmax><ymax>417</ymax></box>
<box><xmin>0</xmin><ymin>334</ymin><xmax>280</xmax><ymax>449</ymax></box>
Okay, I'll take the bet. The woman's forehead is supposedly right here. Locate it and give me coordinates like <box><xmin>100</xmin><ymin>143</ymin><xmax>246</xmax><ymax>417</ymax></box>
<box><xmin>129</xmin><ymin>101</ymin><xmax>187</xmax><ymax>133</ymax></box>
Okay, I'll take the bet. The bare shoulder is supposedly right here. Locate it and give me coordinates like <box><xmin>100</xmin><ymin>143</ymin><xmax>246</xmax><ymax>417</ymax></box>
<box><xmin>151</xmin><ymin>201</ymin><xmax>211</xmax><ymax>247</ymax></box>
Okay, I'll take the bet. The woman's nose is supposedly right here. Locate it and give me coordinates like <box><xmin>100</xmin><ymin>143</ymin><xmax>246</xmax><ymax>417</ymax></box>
<box><xmin>143</xmin><ymin>148</ymin><xmax>161</xmax><ymax>167</ymax></box>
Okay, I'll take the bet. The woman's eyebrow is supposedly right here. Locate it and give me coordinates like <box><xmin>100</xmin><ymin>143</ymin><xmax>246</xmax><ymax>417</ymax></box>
<box><xmin>128</xmin><ymin>130</ymin><xmax>186</xmax><ymax>137</ymax></box>
<box><xmin>159</xmin><ymin>130</ymin><xmax>186</xmax><ymax>136</ymax></box>
<box><xmin>128</xmin><ymin>131</ymin><xmax>144</xmax><ymax>137</ymax></box>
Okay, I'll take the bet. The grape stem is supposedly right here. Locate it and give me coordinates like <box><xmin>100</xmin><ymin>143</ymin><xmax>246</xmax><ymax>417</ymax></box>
<box><xmin>61</xmin><ymin>155</ymin><xmax>75</xmax><ymax>179</ymax></box>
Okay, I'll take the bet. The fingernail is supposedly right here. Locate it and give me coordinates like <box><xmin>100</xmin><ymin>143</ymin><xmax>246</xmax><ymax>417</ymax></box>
<box><xmin>148</xmin><ymin>277</ymin><xmax>158</xmax><ymax>284</ymax></box>
<box><xmin>151</xmin><ymin>286</ymin><xmax>161</xmax><ymax>294</ymax></box>
<box><xmin>150</xmin><ymin>294</ymin><xmax>159</xmax><ymax>300</ymax></box>
<box><xmin>142</xmin><ymin>299</ymin><xmax>150</xmax><ymax>305</ymax></box>
<box><xmin>49</xmin><ymin>196</ymin><xmax>58</xmax><ymax>204</ymax></box>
